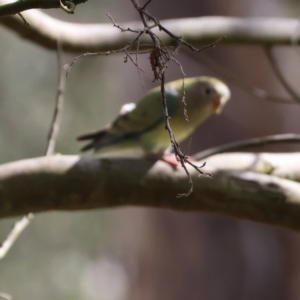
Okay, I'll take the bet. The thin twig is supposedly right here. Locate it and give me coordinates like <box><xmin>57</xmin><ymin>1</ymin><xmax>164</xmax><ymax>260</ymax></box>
<box><xmin>0</xmin><ymin>39</ymin><xmax>65</xmax><ymax>265</ymax></box>
<box><xmin>0</xmin><ymin>292</ymin><xmax>12</xmax><ymax>300</ymax></box>
<box><xmin>106</xmin><ymin>13</ymin><xmax>140</xmax><ymax>33</ymax></box>
<box><xmin>265</xmin><ymin>47</ymin><xmax>300</xmax><ymax>103</ymax></box>
<box><xmin>123</xmin><ymin>49</ymin><xmax>145</xmax><ymax>72</ymax></box>
<box><xmin>66</xmin><ymin>31</ymin><xmax>145</xmax><ymax>77</ymax></box>
<box><xmin>67</xmin><ymin>11</ymin><xmax>163</xmax><ymax>77</ymax></box>
<box><xmin>183</xmin><ymin>50</ymin><xmax>296</xmax><ymax>105</ymax></box>
<box><xmin>17</xmin><ymin>12</ymin><xmax>30</xmax><ymax>26</ymax></box>
<box><xmin>0</xmin><ymin>40</ymin><xmax>66</xmax><ymax>263</ymax></box>
<box><xmin>46</xmin><ymin>40</ymin><xmax>66</xmax><ymax>155</ymax></box>
<box><xmin>0</xmin><ymin>214</ymin><xmax>33</xmax><ymax>260</ymax></box>
<box><xmin>170</xmin><ymin>55</ymin><xmax>188</xmax><ymax>120</ymax></box>
<box><xmin>131</xmin><ymin>0</ymin><xmax>215</xmax><ymax>196</ymax></box>
<box><xmin>135</xmin><ymin>36</ymin><xmax>145</xmax><ymax>88</ymax></box>
<box><xmin>193</xmin><ymin>133</ymin><xmax>300</xmax><ymax>161</ymax></box>
<box><xmin>142</xmin><ymin>10</ymin><xmax>226</xmax><ymax>52</ymax></box>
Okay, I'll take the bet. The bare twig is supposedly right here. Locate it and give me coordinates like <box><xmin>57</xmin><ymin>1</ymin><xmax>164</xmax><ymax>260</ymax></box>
<box><xmin>0</xmin><ymin>41</ymin><xmax>67</xmax><ymax>262</ymax></box>
<box><xmin>135</xmin><ymin>33</ymin><xmax>145</xmax><ymax>88</ymax></box>
<box><xmin>170</xmin><ymin>55</ymin><xmax>188</xmax><ymax>120</ymax></box>
<box><xmin>66</xmin><ymin>11</ymin><xmax>165</xmax><ymax>77</ymax></box>
<box><xmin>130</xmin><ymin>0</ymin><xmax>222</xmax><ymax>196</ymax></box>
<box><xmin>106</xmin><ymin>13</ymin><xmax>140</xmax><ymax>33</ymax></box>
<box><xmin>46</xmin><ymin>40</ymin><xmax>66</xmax><ymax>155</ymax></box>
<box><xmin>0</xmin><ymin>214</ymin><xmax>33</xmax><ymax>260</ymax></box>
<box><xmin>265</xmin><ymin>47</ymin><xmax>300</xmax><ymax>103</ymax></box>
<box><xmin>144</xmin><ymin>13</ymin><xmax>226</xmax><ymax>52</ymax></box>
<box><xmin>0</xmin><ymin>292</ymin><xmax>12</xmax><ymax>300</ymax></box>
<box><xmin>183</xmin><ymin>50</ymin><xmax>296</xmax><ymax>105</ymax></box>
<box><xmin>124</xmin><ymin>49</ymin><xmax>145</xmax><ymax>72</ymax></box>
<box><xmin>66</xmin><ymin>31</ymin><xmax>145</xmax><ymax>77</ymax></box>
<box><xmin>17</xmin><ymin>12</ymin><xmax>29</xmax><ymax>26</ymax></box>
<box><xmin>132</xmin><ymin>1</ymin><xmax>194</xmax><ymax>196</ymax></box>
<box><xmin>193</xmin><ymin>133</ymin><xmax>300</xmax><ymax>161</ymax></box>
<box><xmin>0</xmin><ymin>41</ymin><xmax>66</xmax><ymax>262</ymax></box>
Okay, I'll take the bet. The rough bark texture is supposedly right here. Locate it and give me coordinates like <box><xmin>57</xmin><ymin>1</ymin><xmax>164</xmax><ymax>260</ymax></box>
<box><xmin>1</xmin><ymin>154</ymin><xmax>300</xmax><ymax>230</ymax></box>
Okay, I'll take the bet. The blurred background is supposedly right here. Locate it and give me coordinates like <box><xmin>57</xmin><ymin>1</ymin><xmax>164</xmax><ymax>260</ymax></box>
<box><xmin>1</xmin><ymin>0</ymin><xmax>300</xmax><ymax>299</ymax></box>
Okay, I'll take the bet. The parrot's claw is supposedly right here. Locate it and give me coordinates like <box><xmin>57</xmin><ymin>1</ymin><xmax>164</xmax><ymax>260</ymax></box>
<box><xmin>146</xmin><ymin>154</ymin><xmax>191</xmax><ymax>169</ymax></box>
<box><xmin>160</xmin><ymin>154</ymin><xmax>181</xmax><ymax>168</ymax></box>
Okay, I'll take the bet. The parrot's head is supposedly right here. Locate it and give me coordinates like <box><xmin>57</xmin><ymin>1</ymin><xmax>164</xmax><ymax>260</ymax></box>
<box><xmin>185</xmin><ymin>76</ymin><xmax>231</xmax><ymax>115</ymax></box>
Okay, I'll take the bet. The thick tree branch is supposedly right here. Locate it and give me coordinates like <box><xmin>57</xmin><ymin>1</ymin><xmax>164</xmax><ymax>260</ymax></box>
<box><xmin>1</xmin><ymin>155</ymin><xmax>300</xmax><ymax>230</ymax></box>
<box><xmin>0</xmin><ymin>0</ymin><xmax>86</xmax><ymax>17</ymax></box>
<box><xmin>203</xmin><ymin>152</ymin><xmax>300</xmax><ymax>182</ymax></box>
<box><xmin>0</xmin><ymin>9</ymin><xmax>299</xmax><ymax>52</ymax></box>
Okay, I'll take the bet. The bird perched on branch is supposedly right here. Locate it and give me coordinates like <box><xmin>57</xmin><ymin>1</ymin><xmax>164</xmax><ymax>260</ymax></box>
<box><xmin>77</xmin><ymin>76</ymin><xmax>230</xmax><ymax>165</ymax></box>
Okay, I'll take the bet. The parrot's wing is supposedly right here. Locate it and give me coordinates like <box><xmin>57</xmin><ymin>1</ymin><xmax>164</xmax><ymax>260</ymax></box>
<box><xmin>77</xmin><ymin>103</ymin><xmax>138</xmax><ymax>151</ymax></box>
<box><xmin>77</xmin><ymin>86</ymin><xmax>180</xmax><ymax>151</ymax></box>
<box><xmin>118</xmin><ymin>103</ymin><xmax>136</xmax><ymax>115</ymax></box>
<box><xmin>108</xmin><ymin>86</ymin><xmax>180</xmax><ymax>136</ymax></box>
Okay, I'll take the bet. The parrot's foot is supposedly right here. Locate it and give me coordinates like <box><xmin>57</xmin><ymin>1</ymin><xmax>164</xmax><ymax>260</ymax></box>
<box><xmin>146</xmin><ymin>154</ymin><xmax>191</xmax><ymax>169</ymax></box>
<box><xmin>160</xmin><ymin>154</ymin><xmax>181</xmax><ymax>168</ymax></box>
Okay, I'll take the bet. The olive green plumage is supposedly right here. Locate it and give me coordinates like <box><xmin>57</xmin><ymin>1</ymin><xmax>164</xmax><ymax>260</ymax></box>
<box><xmin>77</xmin><ymin>76</ymin><xmax>230</xmax><ymax>157</ymax></box>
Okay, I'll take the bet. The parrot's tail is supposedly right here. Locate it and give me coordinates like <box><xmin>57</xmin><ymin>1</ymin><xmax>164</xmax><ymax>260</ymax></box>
<box><xmin>77</xmin><ymin>130</ymin><xmax>106</xmax><ymax>152</ymax></box>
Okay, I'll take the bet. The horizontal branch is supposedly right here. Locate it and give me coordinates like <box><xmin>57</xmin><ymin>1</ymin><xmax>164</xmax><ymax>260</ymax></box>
<box><xmin>0</xmin><ymin>0</ymin><xmax>86</xmax><ymax>17</ymax></box>
<box><xmin>204</xmin><ymin>152</ymin><xmax>300</xmax><ymax>181</ymax></box>
<box><xmin>1</xmin><ymin>154</ymin><xmax>300</xmax><ymax>231</ymax></box>
<box><xmin>193</xmin><ymin>134</ymin><xmax>300</xmax><ymax>161</ymax></box>
<box><xmin>0</xmin><ymin>8</ymin><xmax>299</xmax><ymax>52</ymax></box>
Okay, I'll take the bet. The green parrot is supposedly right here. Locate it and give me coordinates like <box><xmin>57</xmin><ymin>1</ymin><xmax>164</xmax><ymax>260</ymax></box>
<box><xmin>77</xmin><ymin>76</ymin><xmax>230</xmax><ymax>162</ymax></box>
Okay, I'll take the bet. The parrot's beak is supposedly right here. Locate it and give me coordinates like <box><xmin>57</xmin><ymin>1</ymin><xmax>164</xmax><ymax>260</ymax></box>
<box><xmin>213</xmin><ymin>84</ymin><xmax>231</xmax><ymax>114</ymax></box>
<box><xmin>213</xmin><ymin>96</ymin><xmax>228</xmax><ymax>114</ymax></box>
<box><xmin>213</xmin><ymin>96</ymin><xmax>222</xmax><ymax>113</ymax></box>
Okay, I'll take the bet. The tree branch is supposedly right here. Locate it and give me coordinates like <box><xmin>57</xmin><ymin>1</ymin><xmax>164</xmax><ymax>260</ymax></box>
<box><xmin>265</xmin><ymin>47</ymin><xmax>300</xmax><ymax>103</ymax></box>
<box><xmin>45</xmin><ymin>41</ymin><xmax>66</xmax><ymax>156</ymax></box>
<box><xmin>184</xmin><ymin>51</ymin><xmax>295</xmax><ymax>104</ymax></box>
<box><xmin>203</xmin><ymin>152</ymin><xmax>300</xmax><ymax>182</ymax></box>
<box><xmin>0</xmin><ymin>0</ymin><xmax>86</xmax><ymax>17</ymax></box>
<box><xmin>193</xmin><ymin>133</ymin><xmax>300</xmax><ymax>161</ymax></box>
<box><xmin>0</xmin><ymin>214</ymin><xmax>33</xmax><ymax>259</ymax></box>
<box><xmin>0</xmin><ymin>9</ymin><xmax>299</xmax><ymax>52</ymax></box>
<box><xmin>1</xmin><ymin>155</ymin><xmax>300</xmax><ymax>230</ymax></box>
<box><xmin>0</xmin><ymin>292</ymin><xmax>12</xmax><ymax>300</ymax></box>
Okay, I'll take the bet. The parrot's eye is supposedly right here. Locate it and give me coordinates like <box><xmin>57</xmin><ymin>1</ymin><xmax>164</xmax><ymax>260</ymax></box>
<box><xmin>205</xmin><ymin>87</ymin><xmax>211</xmax><ymax>95</ymax></box>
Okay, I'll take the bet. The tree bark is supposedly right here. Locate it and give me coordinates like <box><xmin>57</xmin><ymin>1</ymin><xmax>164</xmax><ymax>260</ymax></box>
<box><xmin>1</xmin><ymin>154</ymin><xmax>300</xmax><ymax>230</ymax></box>
<box><xmin>0</xmin><ymin>8</ymin><xmax>299</xmax><ymax>52</ymax></box>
